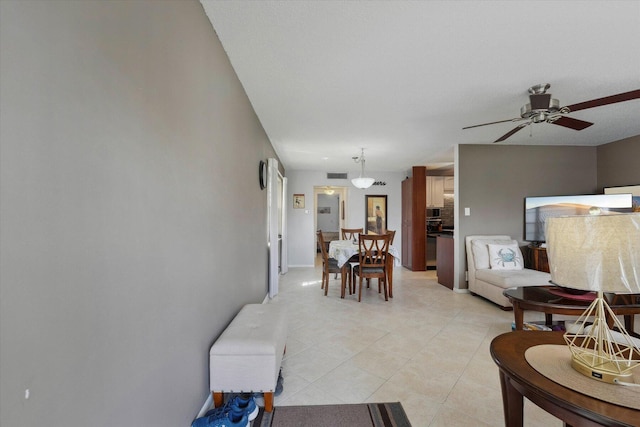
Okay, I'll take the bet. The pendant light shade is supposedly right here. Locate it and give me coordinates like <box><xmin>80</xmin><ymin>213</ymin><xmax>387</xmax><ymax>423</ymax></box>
<box><xmin>351</xmin><ymin>148</ymin><xmax>375</xmax><ymax>189</ymax></box>
<box><xmin>351</xmin><ymin>176</ymin><xmax>375</xmax><ymax>189</ymax></box>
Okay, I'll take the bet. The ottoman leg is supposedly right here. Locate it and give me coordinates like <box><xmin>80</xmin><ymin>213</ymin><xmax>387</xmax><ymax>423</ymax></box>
<box><xmin>212</xmin><ymin>391</ymin><xmax>224</xmax><ymax>408</ymax></box>
<box><xmin>264</xmin><ymin>392</ymin><xmax>274</xmax><ymax>412</ymax></box>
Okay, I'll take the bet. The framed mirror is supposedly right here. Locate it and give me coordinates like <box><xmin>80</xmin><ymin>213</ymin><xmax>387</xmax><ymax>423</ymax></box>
<box><xmin>365</xmin><ymin>195</ymin><xmax>387</xmax><ymax>234</ymax></box>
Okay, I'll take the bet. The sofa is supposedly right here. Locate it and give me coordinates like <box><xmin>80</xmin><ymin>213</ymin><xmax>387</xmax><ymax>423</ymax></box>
<box><xmin>465</xmin><ymin>235</ymin><xmax>551</xmax><ymax>309</ymax></box>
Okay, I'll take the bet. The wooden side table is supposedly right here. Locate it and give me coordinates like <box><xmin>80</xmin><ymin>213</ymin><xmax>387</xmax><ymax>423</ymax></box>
<box><xmin>490</xmin><ymin>331</ymin><xmax>639</xmax><ymax>427</ymax></box>
<box><xmin>530</xmin><ymin>246</ymin><xmax>550</xmax><ymax>272</ymax></box>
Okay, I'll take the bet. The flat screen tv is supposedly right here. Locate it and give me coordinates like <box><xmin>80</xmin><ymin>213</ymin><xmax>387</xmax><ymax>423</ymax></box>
<box><xmin>524</xmin><ymin>193</ymin><xmax>633</xmax><ymax>243</ymax></box>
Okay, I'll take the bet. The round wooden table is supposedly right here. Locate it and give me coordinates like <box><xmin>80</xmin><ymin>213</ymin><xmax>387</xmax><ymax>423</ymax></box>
<box><xmin>490</xmin><ymin>331</ymin><xmax>639</xmax><ymax>427</ymax></box>
<box><xmin>503</xmin><ymin>286</ymin><xmax>640</xmax><ymax>335</ymax></box>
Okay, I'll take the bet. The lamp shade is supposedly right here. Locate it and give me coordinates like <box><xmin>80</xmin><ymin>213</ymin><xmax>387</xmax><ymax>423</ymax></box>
<box><xmin>351</xmin><ymin>176</ymin><xmax>375</xmax><ymax>189</ymax></box>
<box><xmin>545</xmin><ymin>213</ymin><xmax>640</xmax><ymax>293</ymax></box>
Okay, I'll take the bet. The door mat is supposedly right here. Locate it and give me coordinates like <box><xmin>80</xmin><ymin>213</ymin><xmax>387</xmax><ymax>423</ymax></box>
<box><xmin>252</xmin><ymin>402</ymin><xmax>411</xmax><ymax>427</ymax></box>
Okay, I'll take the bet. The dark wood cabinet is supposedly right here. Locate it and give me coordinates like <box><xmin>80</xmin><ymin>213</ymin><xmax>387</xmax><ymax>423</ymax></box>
<box><xmin>531</xmin><ymin>246</ymin><xmax>550</xmax><ymax>273</ymax></box>
<box><xmin>401</xmin><ymin>166</ymin><xmax>426</xmax><ymax>271</ymax></box>
<box><xmin>436</xmin><ymin>235</ymin><xmax>454</xmax><ymax>289</ymax></box>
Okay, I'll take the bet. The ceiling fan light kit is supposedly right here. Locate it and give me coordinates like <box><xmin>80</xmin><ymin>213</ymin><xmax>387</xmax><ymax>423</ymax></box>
<box><xmin>463</xmin><ymin>84</ymin><xmax>640</xmax><ymax>143</ymax></box>
<box><xmin>351</xmin><ymin>148</ymin><xmax>375</xmax><ymax>189</ymax></box>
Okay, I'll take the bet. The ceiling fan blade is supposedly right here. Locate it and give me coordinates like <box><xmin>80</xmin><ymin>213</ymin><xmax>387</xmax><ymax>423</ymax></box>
<box><xmin>462</xmin><ymin>117</ymin><xmax>525</xmax><ymax>130</ymax></box>
<box><xmin>494</xmin><ymin>123</ymin><xmax>528</xmax><ymax>143</ymax></box>
<box><xmin>550</xmin><ymin>116</ymin><xmax>593</xmax><ymax>130</ymax></box>
<box><xmin>563</xmin><ymin>89</ymin><xmax>640</xmax><ymax>112</ymax></box>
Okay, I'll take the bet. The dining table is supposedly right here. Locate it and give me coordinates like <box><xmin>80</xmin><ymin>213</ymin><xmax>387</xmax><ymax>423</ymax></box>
<box><xmin>328</xmin><ymin>239</ymin><xmax>401</xmax><ymax>298</ymax></box>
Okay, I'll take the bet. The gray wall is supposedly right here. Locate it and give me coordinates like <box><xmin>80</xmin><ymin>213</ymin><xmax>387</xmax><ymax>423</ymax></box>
<box><xmin>597</xmin><ymin>136</ymin><xmax>640</xmax><ymax>190</ymax></box>
<box><xmin>0</xmin><ymin>1</ymin><xmax>279</xmax><ymax>426</ymax></box>
<box><xmin>456</xmin><ymin>145</ymin><xmax>598</xmax><ymax>290</ymax></box>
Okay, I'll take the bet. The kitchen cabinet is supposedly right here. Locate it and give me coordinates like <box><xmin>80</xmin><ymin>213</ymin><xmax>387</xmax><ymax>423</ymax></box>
<box><xmin>401</xmin><ymin>166</ymin><xmax>426</xmax><ymax>271</ymax></box>
<box><xmin>426</xmin><ymin>176</ymin><xmax>444</xmax><ymax>207</ymax></box>
<box><xmin>444</xmin><ymin>176</ymin><xmax>454</xmax><ymax>192</ymax></box>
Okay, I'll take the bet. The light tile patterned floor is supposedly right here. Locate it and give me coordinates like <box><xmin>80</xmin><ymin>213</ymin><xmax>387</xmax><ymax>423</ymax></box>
<box><xmin>267</xmin><ymin>258</ymin><xmax>630</xmax><ymax>427</ymax></box>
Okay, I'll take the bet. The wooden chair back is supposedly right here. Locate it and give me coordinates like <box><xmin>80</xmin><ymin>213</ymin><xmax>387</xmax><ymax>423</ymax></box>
<box><xmin>387</xmin><ymin>230</ymin><xmax>396</xmax><ymax>245</ymax></box>
<box><xmin>358</xmin><ymin>233</ymin><xmax>390</xmax><ymax>267</ymax></box>
<box><xmin>341</xmin><ymin>228</ymin><xmax>363</xmax><ymax>242</ymax></box>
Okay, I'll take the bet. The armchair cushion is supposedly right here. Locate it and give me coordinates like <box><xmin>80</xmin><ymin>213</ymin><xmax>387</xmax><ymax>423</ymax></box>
<box><xmin>487</xmin><ymin>243</ymin><xmax>524</xmax><ymax>270</ymax></box>
<box><xmin>471</xmin><ymin>238</ymin><xmax>515</xmax><ymax>269</ymax></box>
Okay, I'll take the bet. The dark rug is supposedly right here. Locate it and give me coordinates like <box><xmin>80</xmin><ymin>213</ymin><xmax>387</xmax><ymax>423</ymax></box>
<box><xmin>251</xmin><ymin>402</ymin><xmax>411</xmax><ymax>427</ymax></box>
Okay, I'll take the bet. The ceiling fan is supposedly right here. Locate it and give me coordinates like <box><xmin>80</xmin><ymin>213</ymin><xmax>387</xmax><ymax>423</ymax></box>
<box><xmin>463</xmin><ymin>84</ymin><xmax>640</xmax><ymax>143</ymax></box>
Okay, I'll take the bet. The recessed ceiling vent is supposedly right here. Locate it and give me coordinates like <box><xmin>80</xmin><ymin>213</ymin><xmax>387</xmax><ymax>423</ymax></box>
<box><xmin>327</xmin><ymin>173</ymin><xmax>348</xmax><ymax>180</ymax></box>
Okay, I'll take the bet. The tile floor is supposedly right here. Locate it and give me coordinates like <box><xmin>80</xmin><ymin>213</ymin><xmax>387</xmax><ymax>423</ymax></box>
<box><xmin>267</xmin><ymin>258</ymin><xmax>639</xmax><ymax>426</ymax></box>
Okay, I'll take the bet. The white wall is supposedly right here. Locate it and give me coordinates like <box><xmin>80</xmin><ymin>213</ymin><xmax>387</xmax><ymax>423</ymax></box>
<box><xmin>287</xmin><ymin>170</ymin><xmax>405</xmax><ymax>267</ymax></box>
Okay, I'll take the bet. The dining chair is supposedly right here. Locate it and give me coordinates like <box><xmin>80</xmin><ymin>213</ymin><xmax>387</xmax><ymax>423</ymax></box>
<box><xmin>387</xmin><ymin>230</ymin><xmax>396</xmax><ymax>244</ymax></box>
<box><xmin>341</xmin><ymin>228</ymin><xmax>363</xmax><ymax>242</ymax></box>
<box><xmin>317</xmin><ymin>231</ymin><xmax>351</xmax><ymax>297</ymax></box>
<box><xmin>353</xmin><ymin>233</ymin><xmax>390</xmax><ymax>302</ymax></box>
<box><xmin>386</xmin><ymin>230</ymin><xmax>396</xmax><ymax>297</ymax></box>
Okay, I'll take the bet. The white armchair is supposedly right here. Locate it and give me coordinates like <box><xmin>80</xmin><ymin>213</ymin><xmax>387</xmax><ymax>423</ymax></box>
<box><xmin>465</xmin><ymin>235</ymin><xmax>551</xmax><ymax>309</ymax></box>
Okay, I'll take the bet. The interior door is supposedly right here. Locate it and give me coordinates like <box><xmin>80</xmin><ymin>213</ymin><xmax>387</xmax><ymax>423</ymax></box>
<box><xmin>267</xmin><ymin>158</ymin><xmax>286</xmax><ymax>298</ymax></box>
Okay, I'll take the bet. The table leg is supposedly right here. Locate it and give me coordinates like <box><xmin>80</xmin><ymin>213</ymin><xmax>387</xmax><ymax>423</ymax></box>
<box><xmin>513</xmin><ymin>302</ymin><xmax>524</xmax><ymax>330</ymax></box>
<box><xmin>624</xmin><ymin>314</ymin><xmax>635</xmax><ymax>336</ymax></box>
<box><xmin>387</xmin><ymin>255</ymin><xmax>394</xmax><ymax>298</ymax></box>
<box><xmin>340</xmin><ymin>264</ymin><xmax>348</xmax><ymax>298</ymax></box>
<box><xmin>499</xmin><ymin>371</ymin><xmax>523</xmax><ymax>427</ymax></box>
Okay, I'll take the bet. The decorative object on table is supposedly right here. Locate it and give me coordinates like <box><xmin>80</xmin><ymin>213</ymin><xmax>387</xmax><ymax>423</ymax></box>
<box><xmin>365</xmin><ymin>195</ymin><xmax>387</xmax><ymax>234</ymax></box>
<box><xmin>351</xmin><ymin>148</ymin><xmax>375</xmax><ymax>189</ymax></box>
<box><xmin>258</xmin><ymin>160</ymin><xmax>267</xmax><ymax>190</ymax></box>
<box><xmin>547</xmin><ymin>287</ymin><xmax>596</xmax><ymax>301</ymax></box>
<box><xmin>546</xmin><ymin>213</ymin><xmax>640</xmax><ymax>385</ymax></box>
<box><xmin>292</xmin><ymin>193</ymin><xmax>304</xmax><ymax>209</ymax></box>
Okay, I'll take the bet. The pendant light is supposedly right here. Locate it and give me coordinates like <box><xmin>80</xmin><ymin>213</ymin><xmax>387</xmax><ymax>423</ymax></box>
<box><xmin>351</xmin><ymin>148</ymin><xmax>375</xmax><ymax>189</ymax></box>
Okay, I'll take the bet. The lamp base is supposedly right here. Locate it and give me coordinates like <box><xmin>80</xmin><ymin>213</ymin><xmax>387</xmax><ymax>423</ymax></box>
<box><xmin>571</xmin><ymin>353</ymin><xmax>634</xmax><ymax>384</ymax></box>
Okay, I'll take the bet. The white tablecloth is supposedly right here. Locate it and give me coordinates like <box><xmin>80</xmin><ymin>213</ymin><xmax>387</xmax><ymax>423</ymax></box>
<box><xmin>328</xmin><ymin>239</ymin><xmax>401</xmax><ymax>268</ymax></box>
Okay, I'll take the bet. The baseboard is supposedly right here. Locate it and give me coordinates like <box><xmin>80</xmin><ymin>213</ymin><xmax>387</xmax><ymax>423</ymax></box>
<box><xmin>196</xmin><ymin>392</ymin><xmax>212</xmax><ymax>419</ymax></box>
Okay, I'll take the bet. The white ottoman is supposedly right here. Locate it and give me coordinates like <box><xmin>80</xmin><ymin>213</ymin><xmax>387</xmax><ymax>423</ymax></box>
<box><xmin>209</xmin><ymin>303</ymin><xmax>287</xmax><ymax>412</ymax></box>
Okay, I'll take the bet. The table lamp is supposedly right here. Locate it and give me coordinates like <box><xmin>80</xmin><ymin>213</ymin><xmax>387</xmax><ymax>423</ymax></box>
<box><xmin>545</xmin><ymin>213</ymin><xmax>640</xmax><ymax>385</ymax></box>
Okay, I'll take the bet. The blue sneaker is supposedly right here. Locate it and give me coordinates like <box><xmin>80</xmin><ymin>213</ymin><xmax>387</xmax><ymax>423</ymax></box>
<box><xmin>191</xmin><ymin>403</ymin><xmax>247</xmax><ymax>427</ymax></box>
<box><xmin>209</xmin><ymin>412</ymin><xmax>248</xmax><ymax>427</ymax></box>
<box><xmin>227</xmin><ymin>393</ymin><xmax>258</xmax><ymax>421</ymax></box>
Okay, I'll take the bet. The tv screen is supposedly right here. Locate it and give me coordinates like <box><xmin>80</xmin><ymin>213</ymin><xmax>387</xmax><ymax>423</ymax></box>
<box><xmin>524</xmin><ymin>193</ymin><xmax>633</xmax><ymax>243</ymax></box>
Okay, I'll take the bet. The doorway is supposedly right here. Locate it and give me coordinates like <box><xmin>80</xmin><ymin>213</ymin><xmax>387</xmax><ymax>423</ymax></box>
<box><xmin>314</xmin><ymin>186</ymin><xmax>347</xmax><ymax>252</ymax></box>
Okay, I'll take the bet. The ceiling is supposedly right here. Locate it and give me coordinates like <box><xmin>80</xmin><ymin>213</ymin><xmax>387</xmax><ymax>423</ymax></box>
<box><xmin>200</xmin><ymin>1</ymin><xmax>640</xmax><ymax>173</ymax></box>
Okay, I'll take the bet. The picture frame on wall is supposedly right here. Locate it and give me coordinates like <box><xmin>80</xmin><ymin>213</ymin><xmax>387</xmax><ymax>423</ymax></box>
<box><xmin>293</xmin><ymin>194</ymin><xmax>305</xmax><ymax>209</ymax></box>
<box><xmin>365</xmin><ymin>195</ymin><xmax>387</xmax><ymax>234</ymax></box>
